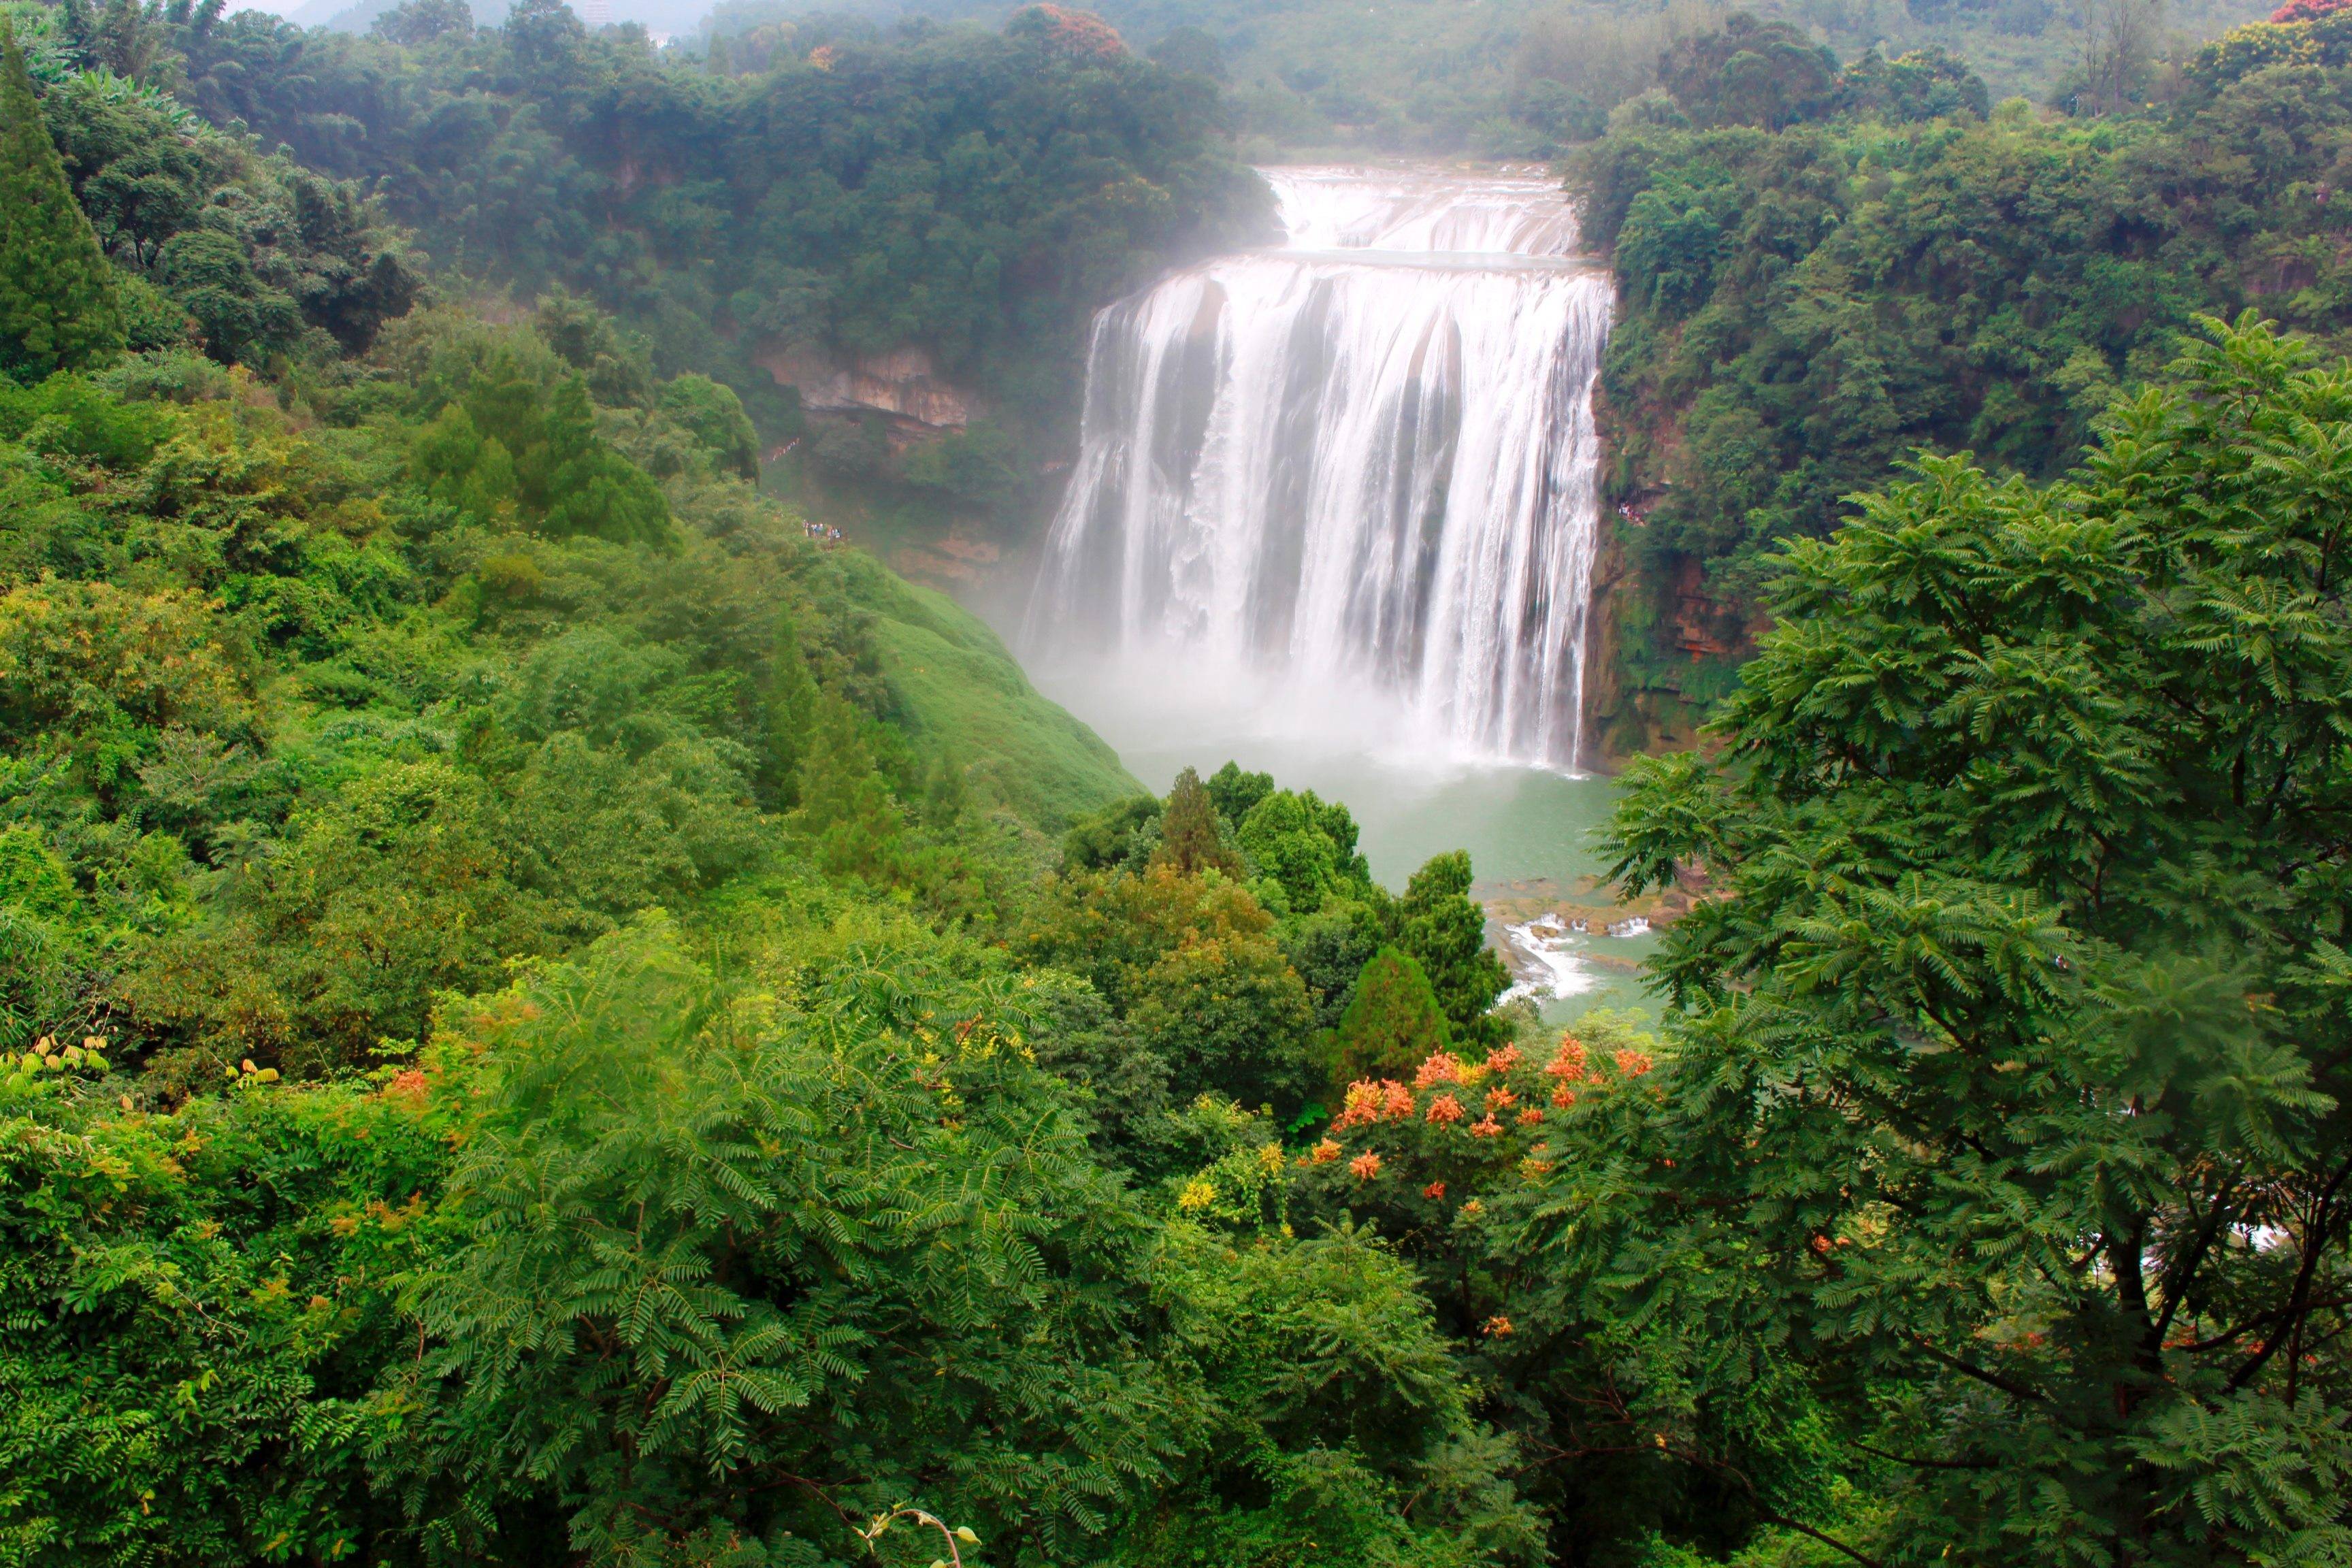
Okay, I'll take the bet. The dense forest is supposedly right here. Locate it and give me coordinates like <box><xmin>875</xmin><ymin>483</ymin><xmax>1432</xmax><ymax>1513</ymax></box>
<box><xmin>8</xmin><ymin>0</ymin><xmax>2352</xmax><ymax>1562</ymax></box>
<box><xmin>3</xmin><ymin>0</ymin><xmax>1264</xmax><ymax>538</ymax></box>
<box><xmin>1571</xmin><ymin>3</ymin><xmax>2352</xmax><ymax>751</ymax></box>
<box><xmin>683</xmin><ymin>0</ymin><xmax>2267</xmax><ymax>157</ymax></box>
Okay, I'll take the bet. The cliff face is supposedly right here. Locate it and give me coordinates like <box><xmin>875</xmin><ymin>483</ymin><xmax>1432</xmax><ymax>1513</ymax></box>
<box><xmin>757</xmin><ymin>342</ymin><xmax>981</xmax><ymax>429</ymax></box>
<box><xmin>1576</xmin><ymin>344</ymin><xmax>1770</xmax><ymax>768</ymax></box>
<box><xmin>1582</xmin><ymin>514</ymin><xmax>1755</xmax><ymax>768</ymax></box>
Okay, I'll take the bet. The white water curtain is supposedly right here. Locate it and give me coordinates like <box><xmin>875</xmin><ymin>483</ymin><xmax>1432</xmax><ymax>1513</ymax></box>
<box><xmin>1026</xmin><ymin>165</ymin><xmax>1613</xmax><ymax>772</ymax></box>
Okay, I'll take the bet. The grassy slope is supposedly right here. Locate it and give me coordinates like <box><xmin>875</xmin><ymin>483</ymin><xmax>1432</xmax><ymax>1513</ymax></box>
<box><xmin>832</xmin><ymin>550</ymin><xmax>1141</xmax><ymax>829</ymax></box>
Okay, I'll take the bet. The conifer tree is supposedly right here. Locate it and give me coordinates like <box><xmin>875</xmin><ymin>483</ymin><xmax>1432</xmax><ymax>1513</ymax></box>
<box><xmin>1331</xmin><ymin>945</ymin><xmax>1450</xmax><ymax>1084</ymax></box>
<box><xmin>1396</xmin><ymin>850</ymin><xmax>1509</xmax><ymax>1049</ymax></box>
<box><xmin>0</xmin><ymin>19</ymin><xmax>123</xmax><ymax>380</ymax></box>
<box><xmin>796</xmin><ymin>692</ymin><xmax>902</xmax><ymax>879</ymax></box>
<box><xmin>1153</xmin><ymin>766</ymin><xmax>1242</xmax><ymax>877</ymax></box>
<box><xmin>762</xmin><ymin>603</ymin><xmax>821</xmax><ymax>806</ymax></box>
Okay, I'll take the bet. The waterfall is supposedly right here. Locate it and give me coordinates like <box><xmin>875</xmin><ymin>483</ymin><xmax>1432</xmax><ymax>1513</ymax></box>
<box><xmin>1025</xmin><ymin>164</ymin><xmax>1614</xmax><ymax>772</ymax></box>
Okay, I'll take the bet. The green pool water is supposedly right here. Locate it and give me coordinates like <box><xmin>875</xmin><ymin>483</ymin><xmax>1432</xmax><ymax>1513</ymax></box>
<box><xmin>1029</xmin><ymin>665</ymin><xmax>1663</xmax><ymax>1023</ymax></box>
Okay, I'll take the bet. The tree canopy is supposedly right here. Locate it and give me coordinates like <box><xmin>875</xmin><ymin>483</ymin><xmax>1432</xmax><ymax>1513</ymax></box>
<box><xmin>0</xmin><ymin>18</ymin><xmax>122</xmax><ymax>378</ymax></box>
<box><xmin>1574</xmin><ymin>314</ymin><xmax>2352</xmax><ymax>1564</ymax></box>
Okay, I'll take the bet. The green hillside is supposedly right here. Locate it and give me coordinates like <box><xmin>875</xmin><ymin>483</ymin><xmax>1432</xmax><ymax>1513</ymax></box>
<box><xmin>840</xmin><ymin>551</ymin><xmax>1141</xmax><ymax>826</ymax></box>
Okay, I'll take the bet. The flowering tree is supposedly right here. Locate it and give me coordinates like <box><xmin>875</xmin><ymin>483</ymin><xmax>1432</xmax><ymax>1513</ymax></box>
<box><xmin>1007</xmin><ymin>4</ymin><xmax>1128</xmax><ymax>62</ymax></box>
<box><xmin>1289</xmin><ymin>1015</ymin><xmax>1663</xmax><ymax>1303</ymax></box>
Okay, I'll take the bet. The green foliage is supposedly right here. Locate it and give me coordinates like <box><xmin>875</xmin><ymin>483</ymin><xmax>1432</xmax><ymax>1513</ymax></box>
<box><xmin>1</xmin><ymin>896</ymin><xmax>1535</xmax><ymax>1567</ymax></box>
<box><xmin>1282</xmin><ymin>896</ymin><xmax>1387</xmax><ymax>1032</ymax></box>
<box><xmin>1062</xmin><ymin>792</ymin><xmax>1160</xmax><ymax>873</ymax></box>
<box><xmin>371</xmin><ymin>0</ymin><xmax>473</xmax><ymax>46</ymax></box>
<box><xmin>1573</xmin><ymin>317</ymin><xmax>2352</xmax><ymax>1565</ymax></box>
<box><xmin>1398</xmin><ymin>850</ymin><xmax>1509</xmax><ymax>1051</ymax></box>
<box><xmin>762</xmin><ymin>598</ymin><xmax>820</xmax><ymax>804</ymax></box>
<box><xmin>1024</xmin><ymin>858</ymin><xmax>1318</xmax><ymax>1115</ymax></box>
<box><xmin>1582</xmin><ymin>11</ymin><xmax>2352</xmax><ymax>722</ymax></box>
<box><xmin>36</xmin><ymin>59</ymin><xmax>417</xmax><ymax>364</ymax></box>
<box><xmin>1236</xmin><ymin>785</ymin><xmax>1369</xmax><ymax>914</ymax></box>
<box><xmin>534</xmin><ymin>284</ymin><xmax>655</xmax><ymax>408</ymax></box>
<box><xmin>899</xmin><ymin>418</ymin><xmax>1021</xmax><ymax>514</ymax></box>
<box><xmin>153</xmin><ymin>223</ymin><xmax>300</xmax><ymax>366</ymax></box>
<box><xmin>0</xmin><ymin>12</ymin><xmax>1567</xmax><ymax>1564</ymax></box>
<box><xmin>0</xmin><ymin>1072</ymin><xmax>451</xmax><ymax>1565</ymax></box>
<box><xmin>798</xmin><ymin>0</ymin><xmax>2143</xmax><ymax>159</ymax></box>
<box><xmin>1205</xmin><ymin>757</ymin><xmax>1272</xmax><ymax>822</ymax></box>
<box><xmin>1153</xmin><ymin>764</ymin><xmax>1241</xmax><ymax>877</ymax></box>
<box><xmin>166</xmin><ymin>7</ymin><xmax>1261</xmax><ymax>455</ymax></box>
<box><xmin>1129</xmin><ymin>1215</ymin><xmax>1544</xmax><ymax>1568</ymax></box>
<box><xmin>1838</xmin><ymin>43</ymin><xmax>1991</xmax><ymax>120</ymax></box>
<box><xmin>847</xmin><ymin>560</ymin><xmax>1139</xmax><ymax>831</ymax></box>
<box><xmin>389</xmin><ymin>917</ymin><xmax>1179</xmax><ymax>1565</ymax></box>
<box><xmin>1128</xmin><ymin>903</ymin><xmax>1318</xmax><ymax>1114</ymax></box>
<box><xmin>796</xmin><ymin>689</ymin><xmax>904</xmax><ymax>880</ymax></box>
<box><xmin>413</xmin><ymin>345</ymin><xmax>674</xmax><ymax>545</ymax></box>
<box><xmin>0</xmin><ymin>300</ymin><xmax>1134</xmax><ymax>1086</ymax></box>
<box><xmin>1024</xmin><ymin>774</ymin><xmax>1514</xmax><ymax>1134</ymax></box>
<box><xmin>657</xmin><ymin>371</ymin><xmax>759</xmax><ymax>480</ymax></box>
<box><xmin>1330</xmin><ymin>945</ymin><xmax>1450</xmax><ymax>1085</ymax></box>
<box><xmin>0</xmin><ymin>19</ymin><xmax>121</xmax><ymax>380</ymax></box>
<box><xmin>1658</xmin><ymin>13</ymin><xmax>1840</xmax><ymax>129</ymax></box>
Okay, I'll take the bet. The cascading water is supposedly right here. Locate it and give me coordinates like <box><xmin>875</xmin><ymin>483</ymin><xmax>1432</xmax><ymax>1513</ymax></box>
<box><xmin>1024</xmin><ymin>163</ymin><xmax>1614</xmax><ymax>771</ymax></box>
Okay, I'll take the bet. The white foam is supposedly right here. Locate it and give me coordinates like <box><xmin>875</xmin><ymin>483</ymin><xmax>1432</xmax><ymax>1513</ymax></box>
<box><xmin>1499</xmin><ymin>913</ymin><xmax>1605</xmax><ymax>1004</ymax></box>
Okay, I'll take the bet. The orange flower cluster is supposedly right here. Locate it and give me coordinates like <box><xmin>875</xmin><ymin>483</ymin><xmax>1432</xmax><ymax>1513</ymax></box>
<box><xmin>1614</xmin><ymin>1049</ymin><xmax>1654</xmax><ymax>1077</ymax></box>
<box><xmin>1485</xmin><ymin>1087</ymin><xmax>1517</xmax><ymax>1111</ymax></box>
<box><xmin>1311</xmin><ymin>1139</ymin><xmax>1342</xmax><ymax>1164</ymax></box>
<box><xmin>1023</xmin><ymin>3</ymin><xmax>1130</xmax><ymax>58</ymax></box>
<box><xmin>1485</xmin><ymin>1043</ymin><xmax>1522</xmax><ymax>1073</ymax></box>
<box><xmin>1414</xmin><ymin>1051</ymin><xmax>1465</xmax><ymax>1088</ymax></box>
<box><xmin>1516</xmin><ymin>1107</ymin><xmax>1544</xmax><ymax>1126</ymax></box>
<box><xmin>1469</xmin><ymin>1114</ymin><xmax>1504</xmax><ymax>1138</ymax></box>
<box><xmin>1551</xmin><ymin>1084</ymin><xmax>1577</xmax><ymax>1108</ymax></box>
<box><xmin>1333</xmin><ymin>1077</ymin><xmax>1420</xmax><ymax>1128</ymax></box>
<box><xmin>1484</xmin><ymin>1315</ymin><xmax>1514</xmax><ymax>1337</ymax></box>
<box><xmin>1426</xmin><ymin>1092</ymin><xmax>1465</xmax><ymax>1124</ymax></box>
<box><xmin>1350</xmin><ymin>1152</ymin><xmax>1382</xmax><ymax>1180</ymax></box>
<box><xmin>1547</xmin><ymin>1036</ymin><xmax>1588</xmax><ymax>1081</ymax></box>
<box><xmin>1423</xmin><ymin>1181</ymin><xmax>1446</xmax><ymax>1199</ymax></box>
